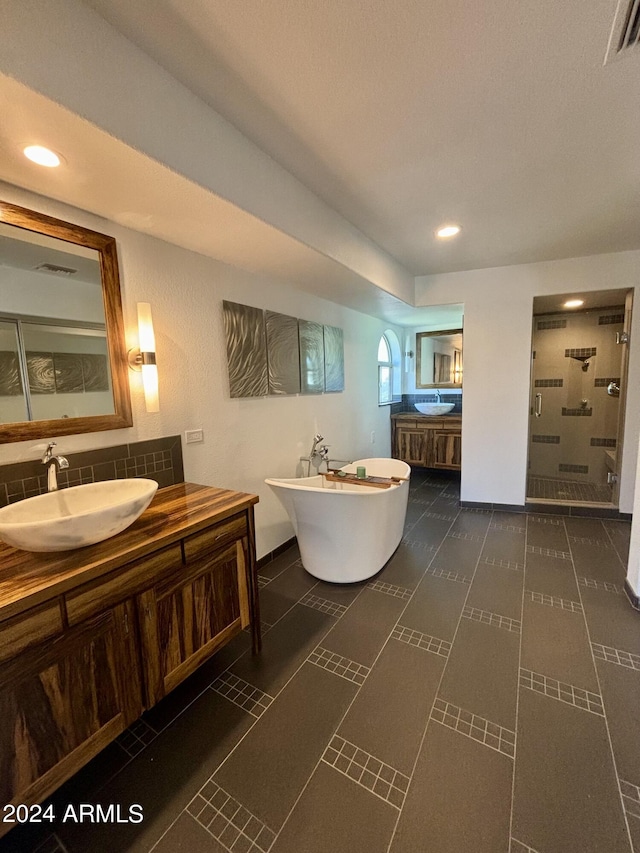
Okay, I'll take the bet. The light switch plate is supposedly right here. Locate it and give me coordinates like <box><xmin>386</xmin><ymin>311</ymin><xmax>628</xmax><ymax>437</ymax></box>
<box><xmin>185</xmin><ymin>429</ymin><xmax>204</xmax><ymax>444</ymax></box>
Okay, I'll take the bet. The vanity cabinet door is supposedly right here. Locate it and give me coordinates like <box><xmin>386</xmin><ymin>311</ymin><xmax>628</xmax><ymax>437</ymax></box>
<box><xmin>431</xmin><ymin>429</ymin><xmax>462</xmax><ymax>470</ymax></box>
<box><xmin>138</xmin><ymin>534</ymin><xmax>250</xmax><ymax>706</ymax></box>
<box><xmin>394</xmin><ymin>426</ymin><xmax>429</xmax><ymax>465</ymax></box>
<box><xmin>0</xmin><ymin>601</ymin><xmax>141</xmax><ymax>823</ymax></box>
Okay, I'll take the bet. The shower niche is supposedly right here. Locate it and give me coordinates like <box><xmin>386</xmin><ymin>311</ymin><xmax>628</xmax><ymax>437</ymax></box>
<box><xmin>527</xmin><ymin>289</ymin><xmax>632</xmax><ymax>506</ymax></box>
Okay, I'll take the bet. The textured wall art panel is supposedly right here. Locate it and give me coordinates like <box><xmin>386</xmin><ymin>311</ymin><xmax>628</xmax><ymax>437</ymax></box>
<box><xmin>323</xmin><ymin>325</ymin><xmax>344</xmax><ymax>392</ymax></box>
<box><xmin>81</xmin><ymin>354</ymin><xmax>110</xmax><ymax>392</ymax></box>
<box><xmin>7</xmin><ymin>351</ymin><xmax>109</xmax><ymax>396</ymax></box>
<box><xmin>298</xmin><ymin>319</ymin><xmax>325</xmax><ymax>394</ymax></box>
<box><xmin>223</xmin><ymin>301</ymin><xmax>268</xmax><ymax>398</ymax></box>
<box><xmin>53</xmin><ymin>352</ymin><xmax>84</xmax><ymax>394</ymax></box>
<box><xmin>26</xmin><ymin>352</ymin><xmax>55</xmax><ymax>394</ymax></box>
<box><xmin>265</xmin><ymin>311</ymin><xmax>301</xmax><ymax>395</ymax></box>
<box><xmin>0</xmin><ymin>352</ymin><xmax>23</xmax><ymax>396</ymax></box>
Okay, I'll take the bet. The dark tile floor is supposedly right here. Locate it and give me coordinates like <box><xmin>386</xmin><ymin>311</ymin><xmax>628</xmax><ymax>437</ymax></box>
<box><xmin>2</xmin><ymin>470</ymin><xmax>639</xmax><ymax>853</ymax></box>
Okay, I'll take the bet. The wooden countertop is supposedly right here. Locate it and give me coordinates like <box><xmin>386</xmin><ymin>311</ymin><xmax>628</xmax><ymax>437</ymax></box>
<box><xmin>391</xmin><ymin>412</ymin><xmax>462</xmax><ymax>421</ymax></box>
<box><xmin>0</xmin><ymin>482</ymin><xmax>258</xmax><ymax>622</ymax></box>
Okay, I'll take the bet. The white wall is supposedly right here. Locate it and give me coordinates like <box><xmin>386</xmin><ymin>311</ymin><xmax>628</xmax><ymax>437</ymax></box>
<box><xmin>416</xmin><ymin>253</ymin><xmax>640</xmax><ymax>512</ymax></box>
<box><xmin>0</xmin><ymin>186</ymin><xmax>397</xmax><ymax>558</ymax></box>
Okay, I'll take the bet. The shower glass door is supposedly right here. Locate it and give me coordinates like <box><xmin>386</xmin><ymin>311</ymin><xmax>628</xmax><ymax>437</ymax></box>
<box><xmin>527</xmin><ymin>290</ymin><xmax>630</xmax><ymax>505</ymax></box>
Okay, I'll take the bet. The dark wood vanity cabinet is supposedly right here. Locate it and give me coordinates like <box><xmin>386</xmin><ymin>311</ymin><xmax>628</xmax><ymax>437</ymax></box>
<box><xmin>0</xmin><ymin>483</ymin><xmax>258</xmax><ymax>837</ymax></box>
<box><xmin>392</xmin><ymin>414</ymin><xmax>462</xmax><ymax>470</ymax></box>
<box><xmin>394</xmin><ymin>423</ymin><xmax>429</xmax><ymax>465</ymax></box>
<box><xmin>138</xmin><ymin>527</ymin><xmax>250</xmax><ymax>705</ymax></box>
<box><xmin>0</xmin><ymin>600</ymin><xmax>142</xmax><ymax>811</ymax></box>
<box><xmin>431</xmin><ymin>426</ymin><xmax>462</xmax><ymax>470</ymax></box>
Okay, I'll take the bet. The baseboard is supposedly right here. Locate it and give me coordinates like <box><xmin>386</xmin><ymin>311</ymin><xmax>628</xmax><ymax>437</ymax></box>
<box><xmin>256</xmin><ymin>536</ymin><xmax>297</xmax><ymax>570</ymax></box>
<box><xmin>460</xmin><ymin>499</ymin><xmax>632</xmax><ymax>520</ymax></box>
<box><xmin>460</xmin><ymin>501</ymin><xmax>526</xmax><ymax>513</ymax></box>
<box><xmin>624</xmin><ymin>580</ymin><xmax>640</xmax><ymax>611</ymax></box>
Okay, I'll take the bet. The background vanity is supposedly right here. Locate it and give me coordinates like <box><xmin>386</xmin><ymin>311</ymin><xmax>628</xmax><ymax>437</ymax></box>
<box><xmin>392</xmin><ymin>326</ymin><xmax>463</xmax><ymax>471</ymax></box>
<box><xmin>391</xmin><ymin>413</ymin><xmax>462</xmax><ymax>470</ymax></box>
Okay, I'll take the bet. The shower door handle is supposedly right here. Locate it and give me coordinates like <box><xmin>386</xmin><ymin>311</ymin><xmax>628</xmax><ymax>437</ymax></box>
<box><xmin>534</xmin><ymin>393</ymin><xmax>542</xmax><ymax>417</ymax></box>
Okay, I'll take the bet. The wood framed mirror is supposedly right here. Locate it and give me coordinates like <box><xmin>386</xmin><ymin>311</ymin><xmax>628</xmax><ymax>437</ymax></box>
<box><xmin>416</xmin><ymin>328</ymin><xmax>463</xmax><ymax>388</ymax></box>
<box><xmin>0</xmin><ymin>201</ymin><xmax>132</xmax><ymax>443</ymax></box>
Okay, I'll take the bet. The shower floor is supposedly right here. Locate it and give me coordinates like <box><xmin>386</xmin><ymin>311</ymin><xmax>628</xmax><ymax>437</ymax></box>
<box><xmin>527</xmin><ymin>475</ymin><xmax>614</xmax><ymax>504</ymax></box>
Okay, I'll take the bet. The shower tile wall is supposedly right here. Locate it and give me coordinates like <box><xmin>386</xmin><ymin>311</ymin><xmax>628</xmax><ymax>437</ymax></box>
<box><xmin>530</xmin><ymin>309</ymin><xmax>623</xmax><ymax>486</ymax></box>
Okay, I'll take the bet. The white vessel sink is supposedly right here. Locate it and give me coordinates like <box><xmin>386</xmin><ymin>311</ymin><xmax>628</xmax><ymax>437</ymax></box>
<box><xmin>415</xmin><ymin>403</ymin><xmax>455</xmax><ymax>415</ymax></box>
<box><xmin>0</xmin><ymin>478</ymin><xmax>158</xmax><ymax>553</ymax></box>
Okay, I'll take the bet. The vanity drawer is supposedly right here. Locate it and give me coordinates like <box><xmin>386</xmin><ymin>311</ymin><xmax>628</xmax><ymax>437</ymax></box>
<box><xmin>183</xmin><ymin>514</ymin><xmax>247</xmax><ymax>564</ymax></box>
<box><xmin>66</xmin><ymin>543</ymin><xmax>183</xmax><ymax>626</ymax></box>
<box><xmin>0</xmin><ymin>600</ymin><xmax>63</xmax><ymax>663</ymax></box>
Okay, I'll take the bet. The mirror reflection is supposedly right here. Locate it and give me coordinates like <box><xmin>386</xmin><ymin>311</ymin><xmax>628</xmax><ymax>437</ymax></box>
<box><xmin>0</xmin><ymin>224</ymin><xmax>113</xmax><ymax>425</ymax></box>
<box><xmin>416</xmin><ymin>329</ymin><xmax>463</xmax><ymax>388</ymax></box>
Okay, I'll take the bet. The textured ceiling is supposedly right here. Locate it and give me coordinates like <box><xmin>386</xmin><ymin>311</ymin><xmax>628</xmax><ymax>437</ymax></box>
<box><xmin>83</xmin><ymin>0</ymin><xmax>640</xmax><ymax>275</ymax></box>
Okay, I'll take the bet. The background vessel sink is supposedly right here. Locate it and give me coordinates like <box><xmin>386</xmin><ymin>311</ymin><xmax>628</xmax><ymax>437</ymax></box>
<box><xmin>0</xmin><ymin>478</ymin><xmax>158</xmax><ymax>552</ymax></box>
<box><xmin>415</xmin><ymin>403</ymin><xmax>455</xmax><ymax>415</ymax></box>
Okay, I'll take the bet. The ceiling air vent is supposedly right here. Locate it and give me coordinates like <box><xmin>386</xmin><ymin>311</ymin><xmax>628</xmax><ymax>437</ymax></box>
<box><xmin>34</xmin><ymin>262</ymin><xmax>78</xmax><ymax>276</ymax></box>
<box><xmin>605</xmin><ymin>0</ymin><xmax>640</xmax><ymax>64</ymax></box>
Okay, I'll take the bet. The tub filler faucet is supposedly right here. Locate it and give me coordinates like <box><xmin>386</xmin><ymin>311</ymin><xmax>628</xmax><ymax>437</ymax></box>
<box><xmin>300</xmin><ymin>434</ymin><xmax>330</xmax><ymax>475</ymax></box>
<box><xmin>42</xmin><ymin>442</ymin><xmax>69</xmax><ymax>492</ymax></box>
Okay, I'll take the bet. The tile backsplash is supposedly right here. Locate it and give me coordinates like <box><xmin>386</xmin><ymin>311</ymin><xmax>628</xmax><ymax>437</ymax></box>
<box><xmin>394</xmin><ymin>393</ymin><xmax>463</xmax><ymax>415</ymax></box>
<box><xmin>0</xmin><ymin>435</ymin><xmax>184</xmax><ymax>507</ymax></box>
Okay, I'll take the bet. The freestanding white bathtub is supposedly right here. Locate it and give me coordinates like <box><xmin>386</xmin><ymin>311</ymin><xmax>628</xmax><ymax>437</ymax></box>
<box><xmin>265</xmin><ymin>457</ymin><xmax>410</xmax><ymax>583</ymax></box>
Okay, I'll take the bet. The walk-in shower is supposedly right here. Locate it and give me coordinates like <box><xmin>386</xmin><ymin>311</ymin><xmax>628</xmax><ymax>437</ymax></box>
<box><xmin>527</xmin><ymin>289</ymin><xmax>632</xmax><ymax>506</ymax></box>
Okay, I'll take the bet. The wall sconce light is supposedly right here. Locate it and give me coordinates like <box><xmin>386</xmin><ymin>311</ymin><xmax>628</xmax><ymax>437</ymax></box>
<box><xmin>128</xmin><ymin>302</ymin><xmax>159</xmax><ymax>412</ymax></box>
<box><xmin>404</xmin><ymin>348</ymin><xmax>414</xmax><ymax>374</ymax></box>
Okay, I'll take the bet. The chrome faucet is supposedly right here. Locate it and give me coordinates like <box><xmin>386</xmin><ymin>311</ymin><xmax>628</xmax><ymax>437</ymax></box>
<box><xmin>310</xmin><ymin>433</ymin><xmax>324</xmax><ymax>457</ymax></box>
<box><xmin>316</xmin><ymin>443</ymin><xmax>330</xmax><ymax>472</ymax></box>
<box><xmin>300</xmin><ymin>434</ymin><xmax>330</xmax><ymax>475</ymax></box>
<box><xmin>435</xmin><ymin>389</ymin><xmax>442</xmax><ymax>402</ymax></box>
<box><xmin>42</xmin><ymin>442</ymin><xmax>69</xmax><ymax>492</ymax></box>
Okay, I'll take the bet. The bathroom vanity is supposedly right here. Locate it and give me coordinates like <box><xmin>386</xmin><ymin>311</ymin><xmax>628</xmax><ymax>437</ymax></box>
<box><xmin>0</xmin><ymin>482</ymin><xmax>259</xmax><ymax>831</ymax></box>
<box><xmin>391</xmin><ymin>413</ymin><xmax>462</xmax><ymax>470</ymax></box>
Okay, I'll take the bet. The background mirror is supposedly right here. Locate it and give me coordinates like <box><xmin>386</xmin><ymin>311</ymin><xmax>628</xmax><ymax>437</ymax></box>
<box><xmin>0</xmin><ymin>202</ymin><xmax>132</xmax><ymax>443</ymax></box>
<box><xmin>416</xmin><ymin>329</ymin><xmax>463</xmax><ymax>388</ymax></box>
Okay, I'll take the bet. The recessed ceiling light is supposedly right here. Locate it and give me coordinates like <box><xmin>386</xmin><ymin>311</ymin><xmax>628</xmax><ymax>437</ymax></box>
<box><xmin>563</xmin><ymin>299</ymin><xmax>584</xmax><ymax>309</ymax></box>
<box><xmin>436</xmin><ymin>225</ymin><xmax>461</xmax><ymax>239</ymax></box>
<box><xmin>23</xmin><ymin>145</ymin><xmax>61</xmax><ymax>168</ymax></box>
